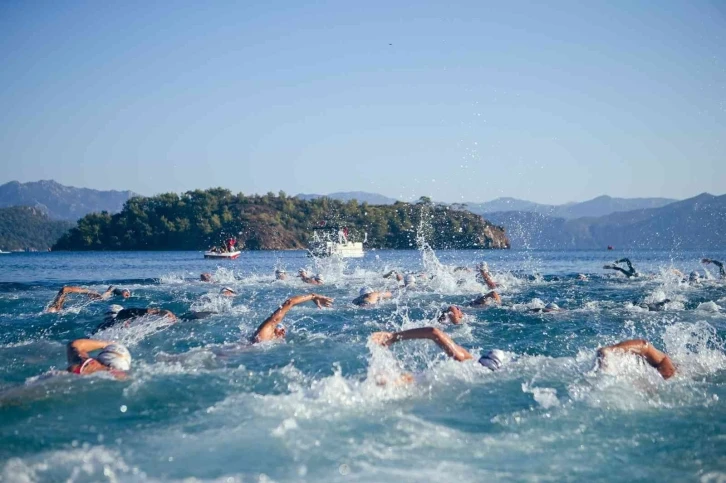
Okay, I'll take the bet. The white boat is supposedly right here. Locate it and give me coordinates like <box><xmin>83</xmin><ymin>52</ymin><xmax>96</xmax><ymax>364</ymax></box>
<box><xmin>204</xmin><ymin>250</ymin><xmax>241</xmax><ymax>259</ymax></box>
<box><xmin>309</xmin><ymin>229</ymin><xmax>365</xmax><ymax>258</ymax></box>
<box><xmin>0</xmin><ymin>250</ymin><xmax>9</xmax><ymax>254</ymax></box>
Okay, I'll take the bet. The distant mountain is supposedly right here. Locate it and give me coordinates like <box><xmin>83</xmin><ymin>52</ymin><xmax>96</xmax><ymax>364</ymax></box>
<box><xmin>467</xmin><ymin>195</ymin><xmax>677</xmax><ymax>219</ymax></box>
<box><xmin>296</xmin><ymin>191</ymin><xmax>398</xmax><ymax>205</ymax></box>
<box><xmin>487</xmin><ymin>193</ymin><xmax>725</xmax><ymax>249</ymax></box>
<box><xmin>0</xmin><ymin>206</ymin><xmax>74</xmax><ymax>251</ymax></box>
<box><xmin>0</xmin><ymin>180</ymin><xmax>137</xmax><ymax>221</ymax></box>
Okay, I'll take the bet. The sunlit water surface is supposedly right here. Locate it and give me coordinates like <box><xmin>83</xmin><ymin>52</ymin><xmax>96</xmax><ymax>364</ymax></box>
<box><xmin>1</xmin><ymin>249</ymin><xmax>725</xmax><ymax>482</ymax></box>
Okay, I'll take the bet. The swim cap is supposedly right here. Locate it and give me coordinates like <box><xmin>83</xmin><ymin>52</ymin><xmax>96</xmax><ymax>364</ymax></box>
<box><xmin>359</xmin><ymin>287</ymin><xmax>374</xmax><ymax>296</ymax></box>
<box><xmin>97</xmin><ymin>344</ymin><xmax>131</xmax><ymax>371</ymax></box>
<box><xmin>404</xmin><ymin>274</ymin><xmax>416</xmax><ymax>286</ymax></box>
<box><xmin>275</xmin><ymin>268</ymin><xmax>286</xmax><ymax>274</ymax></box>
<box><xmin>113</xmin><ymin>288</ymin><xmax>131</xmax><ymax>297</ymax></box>
<box><xmin>689</xmin><ymin>271</ymin><xmax>700</xmax><ymax>282</ymax></box>
<box><xmin>478</xmin><ymin>349</ymin><xmax>504</xmax><ymax>371</ymax></box>
<box><xmin>220</xmin><ymin>287</ymin><xmax>237</xmax><ymax>295</ymax></box>
<box><xmin>106</xmin><ymin>304</ymin><xmax>123</xmax><ymax>315</ymax></box>
<box><xmin>314</xmin><ymin>274</ymin><xmax>323</xmax><ymax>282</ymax></box>
<box><xmin>545</xmin><ymin>303</ymin><xmax>559</xmax><ymax>310</ymax></box>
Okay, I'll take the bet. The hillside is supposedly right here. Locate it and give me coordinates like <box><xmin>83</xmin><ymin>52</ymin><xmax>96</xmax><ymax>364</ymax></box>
<box><xmin>53</xmin><ymin>189</ymin><xmax>509</xmax><ymax>251</ymax></box>
<box><xmin>467</xmin><ymin>195</ymin><xmax>676</xmax><ymax>219</ymax></box>
<box><xmin>296</xmin><ymin>191</ymin><xmax>398</xmax><ymax>205</ymax></box>
<box><xmin>0</xmin><ymin>180</ymin><xmax>137</xmax><ymax>220</ymax></box>
<box><xmin>0</xmin><ymin>206</ymin><xmax>74</xmax><ymax>251</ymax></box>
<box><xmin>486</xmin><ymin>193</ymin><xmax>725</xmax><ymax>249</ymax></box>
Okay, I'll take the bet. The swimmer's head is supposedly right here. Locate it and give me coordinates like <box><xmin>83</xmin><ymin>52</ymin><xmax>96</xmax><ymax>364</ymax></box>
<box><xmin>438</xmin><ymin>305</ymin><xmax>463</xmax><ymax>324</ymax></box>
<box><xmin>313</xmin><ymin>274</ymin><xmax>324</xmax><ymax>283</ymax></box>
<box><xmin>359</xmin><ymin>287</ymin><xmax>375</xmax><ymax>297</ymax></box>
<box><xmin>113</xmin><ymin>288</ymin><xmax>131</xmax><ymax>298</ymax></box>
<box><xmin>274</xmin><ymin>323</ymin><xmax>286</xmax><ymax>339</ymax></box>
<box><xmin>478</xmin><ymin>349</ymin><xmax>504</xmax><ymax>371</ymax></box>
<box><xmin>577</xmin><ymin>274</ymin><xmax>588</xmax><ymax>281</ymax></box>
<box><xmin>689</xmin><ymin>271</ymin><xmax>701</xmax><ymax>283</ymax></box>
<box><xmin>200</xmin><ymin>273</ymin><xmax>212</xmax><ymax>282</ymax></box>
<box><xmin>275</xmin><ymin>269</ymin><xmax>287</xmax><ymax>280</ymax></box>
<box><xmin>404</xmin><ymin>274</ymin><xmax>416</xmax><ymax>287</ymax></box>
<box><xmin>478</xmin><ymin>262</ymin><xmax>490</xmax><ymax>272</ymax></box>
<box><xmin>544</xmin><ymin>303</ymin><xmax>560</xmax><ymax>312</ymax></box>
<box><xmin>97</xmin><ymin>343</ymin><xmax>132</xmax><ymax>372</ymax></box>
<box><xmin>220</xmin><ymin>287</ymin><xmax>237</xmax><ymax>297</ymax></box>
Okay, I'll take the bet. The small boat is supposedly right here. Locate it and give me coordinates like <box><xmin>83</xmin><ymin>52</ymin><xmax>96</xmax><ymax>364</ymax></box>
<box><xmin>0</xmin><ymin>250</ymin><xmax>10</xmax><ymax>254</ymax></box>
<box><xmin>204</xmin><ymin>250</ymin><xmax>241</xmax><ymax>259</ymax></box>
<box><xmin>309</xmin><ymin>228</ymin><xmax>365</xmax><ymax>258</ymax></box>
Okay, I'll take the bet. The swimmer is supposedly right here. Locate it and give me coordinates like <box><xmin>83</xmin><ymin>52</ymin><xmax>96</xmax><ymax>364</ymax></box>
<box><xmin>603</xmin><ymin>258</ymin><xmax>638</xmax><ymax>278</ymax></box>
<box><xmin>353</xmin><ymin>287</ymin><xmax>393</xmax><ymax>307</ymax></box>
<box><xmin>635</xmin><ymin>299</ymin><xmax>671</xmax><ymax>312</ymax></box>
<box><xmin>200</xmin><ymin>273</ymin><xmax>213</xmax><ymax>282</ymax></box>
<box><xmin>94</xmin><ymin>305</ymin><xmax>177</xmax><ymax>332</ymax></box>
<box><xmin>45</xmin><ymin>285</ymin><xmax>131</xmax><ymax>313</ymax></box>
<box><xmin>468</xmin><ymin>290</ymin><xmax>502</xmax><ymax>307</ymax></box>
<box><xmin>476</xmin><ymin>262</ymin><xmax>497</xmax><ymax>290</ymax></box>
<box><xmin>66</xmin><ymin>339</ymin><xmax>131</xmax><ymax>378</ymax></box>
<box><xmin>383</xmin><ymin>270</ymin><xmax>404</xmax><ymax>282</ymax></box>
<box><xmin>370</xmin><ymin>327</ymin><xmax>505</xmax><ymax>370</ymax></box>
<box><xmin>596</xmin><ymin>339</ymin><xmax>675</xmax><ymax>379</ymax></box>
<box><xmin>251</xmin><ymin>293</ymin><xmax>333</xmax><ymax>343</ymax></box>
<box><xmin>438</xmin><ymin>305</ymin><xmax>464</xmax><ymax>324</ymax></box>
<box><xmin>275</xmin><ymin>269</ymin><xmax>288</xmax><ymax>280</ymax></box>
<box><xmin>577</xmin><ymin>274</ymin><xmax>588</xmax><ymax>282</ymax></box>
<box><xmin>298</xmin><ymin>270</ymin><xmax>324</xmax><ymax>285</ymax></box>
<box><xmin>219</xmin><ymin>287</ymin><xmax>237</xmax><ymax>297</ymax></box>
<box><xmin>529</xmin><ymin>302</ymin><xmax>561</xmax><ymax>313</ymax></box>
<box><xmin>701</xmin><ymin>259</ymin><xmax>725</xmax><ymax>278</ymax></box>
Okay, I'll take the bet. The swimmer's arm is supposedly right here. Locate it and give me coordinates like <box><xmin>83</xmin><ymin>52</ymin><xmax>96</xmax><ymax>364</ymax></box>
<box><xmin>597</xmin><ymin>339</ymin><xmax>675</xmax><ymax>379</ymax></box>
<box><xmin>66</xmin><ymin>339</ymin><xmax>112</xmax><ymax>365</ymax></box>
<box><xmin>253</xmin><ymin>293</ymin><xmax>333</xmax><ymax>342</ymax></box>
<box><xmin>377</xmin><ymin>291</ymin><xmax>393</xmax><ymax>300</ymax></box>
<box><xmin>150</xmin><ymin>309</ymin><xmax>177</xmax><ymax>322</ymax></box>
<box><xmin>371</xmin><ymin>327</ymin><xmax>473</xmax><ymax>362</ymax></box>
<box><xmin>477</xmin><ymin>266</ymin><xmax>497</xmax><ymax>289</ymax></box>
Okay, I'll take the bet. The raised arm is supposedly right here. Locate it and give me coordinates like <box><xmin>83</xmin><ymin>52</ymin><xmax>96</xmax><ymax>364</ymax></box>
<box><xmin>477</xmin><ymin>264</ymin><xmax>497</xmax><ymax>289</ymax></box>
<box><xmin>252</xmin><ymin>293</ymin><xmax>333</xmax><ymax>342</ymax></box>
<box><xmin>371</xmin><ymin>327</ymin><xmax>473</xmax><ymax>362</ymax></box>
<box><xmin>702</xmin><ymin>258</ymin><xmax>725</xmax><ymax>277</ymax></box>
<box><xmin>597</xmin><ymin>339</ymin><xmax>675</xmax><ymax>379</ymax></box>
<box><xmin>46</xmin><ymin>286</ymin><xmax>104</xmax><ymax>312</ymax></box>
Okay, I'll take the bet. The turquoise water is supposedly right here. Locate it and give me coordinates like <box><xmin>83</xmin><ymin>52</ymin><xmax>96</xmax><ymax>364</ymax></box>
<box><xmin>0</xmin><ymin>249</ymin><xmax>725</xmax><ymax>482</ymax></box>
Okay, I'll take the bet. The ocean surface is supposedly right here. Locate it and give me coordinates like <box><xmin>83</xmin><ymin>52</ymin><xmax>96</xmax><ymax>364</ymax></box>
<box><xmin>0</xmin><ymin>248</ymin><xmax>725</xmax><ymax>482</ymax></box>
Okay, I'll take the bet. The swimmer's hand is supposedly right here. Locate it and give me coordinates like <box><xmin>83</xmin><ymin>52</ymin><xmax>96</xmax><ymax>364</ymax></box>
<box><xmin>701</xmin><ymin>258</ymin><xmax>712</xmax><ymax>264</ymax></box>
<box><xmin>311</xmin><ymin>294</ymin><xmax>333</xmax><ymax>308</ymax></box>
<box><xmin>370</xmin><ymin>331</ymin><xmax>395</xmax><ymax>347</ymax></box>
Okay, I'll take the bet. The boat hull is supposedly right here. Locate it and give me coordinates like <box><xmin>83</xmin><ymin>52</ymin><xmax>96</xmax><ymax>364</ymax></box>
<box><xmin>204</xmin><ymin>251</ymin><xmax>241</xmax><ymax>259</ymax></box>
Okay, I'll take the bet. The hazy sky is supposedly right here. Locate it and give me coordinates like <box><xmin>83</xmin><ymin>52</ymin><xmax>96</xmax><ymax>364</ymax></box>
<box><xmin>1</xmin><ymin>1</ymin><xmax>724</xmax><ymax>204</ymax></box>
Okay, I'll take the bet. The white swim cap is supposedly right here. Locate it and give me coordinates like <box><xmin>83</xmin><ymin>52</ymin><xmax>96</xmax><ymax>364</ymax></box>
<box><xmin>106</xmin><ymin>304</ymin><xmax>123</xmax><ymax>315</ymax></box>
<box><xmin>97</xmin><ymin>344</ymin><xmax>131</xmax><ymax>371</ymax></box>
<box><xmin>359</xmin><ymin>287</ymin><xmax>374</xmax><ymax>296</ymax></box>
<box><xmin>545</xmin><ymin>303</ymin><xmax>559</xmax><ymax>310</ymax></box>
<box><xmin>478</xmin><ymin>349</ymin><xmax>505</xmax><ymax>371</ymax></box>
<box><xmin>275</xmin><ymin>268</ymin><xmax>286</xmax><ymax>274</ymax></box>
<box><xmin>220</xmin><ymin>287</ymin><xmax>237</xmax><ymax>295</ymax></box>
<box><xmin>404</xmin><ymin>274</ymin><xmax>416</xmax><ymax>286</ymax></box>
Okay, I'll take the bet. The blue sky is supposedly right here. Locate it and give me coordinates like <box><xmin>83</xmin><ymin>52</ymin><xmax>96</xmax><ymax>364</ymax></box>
<box><xmin>0</xmin><ymin>1</ymin><xmax>724</xmax><ymax>204</ymax></box>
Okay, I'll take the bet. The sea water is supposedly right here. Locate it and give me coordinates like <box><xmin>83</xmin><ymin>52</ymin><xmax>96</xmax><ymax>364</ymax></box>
<box><xmin>0</xmin><ymin>249</ymin><xmax>725</xmax><ymax>482</ymax></box>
